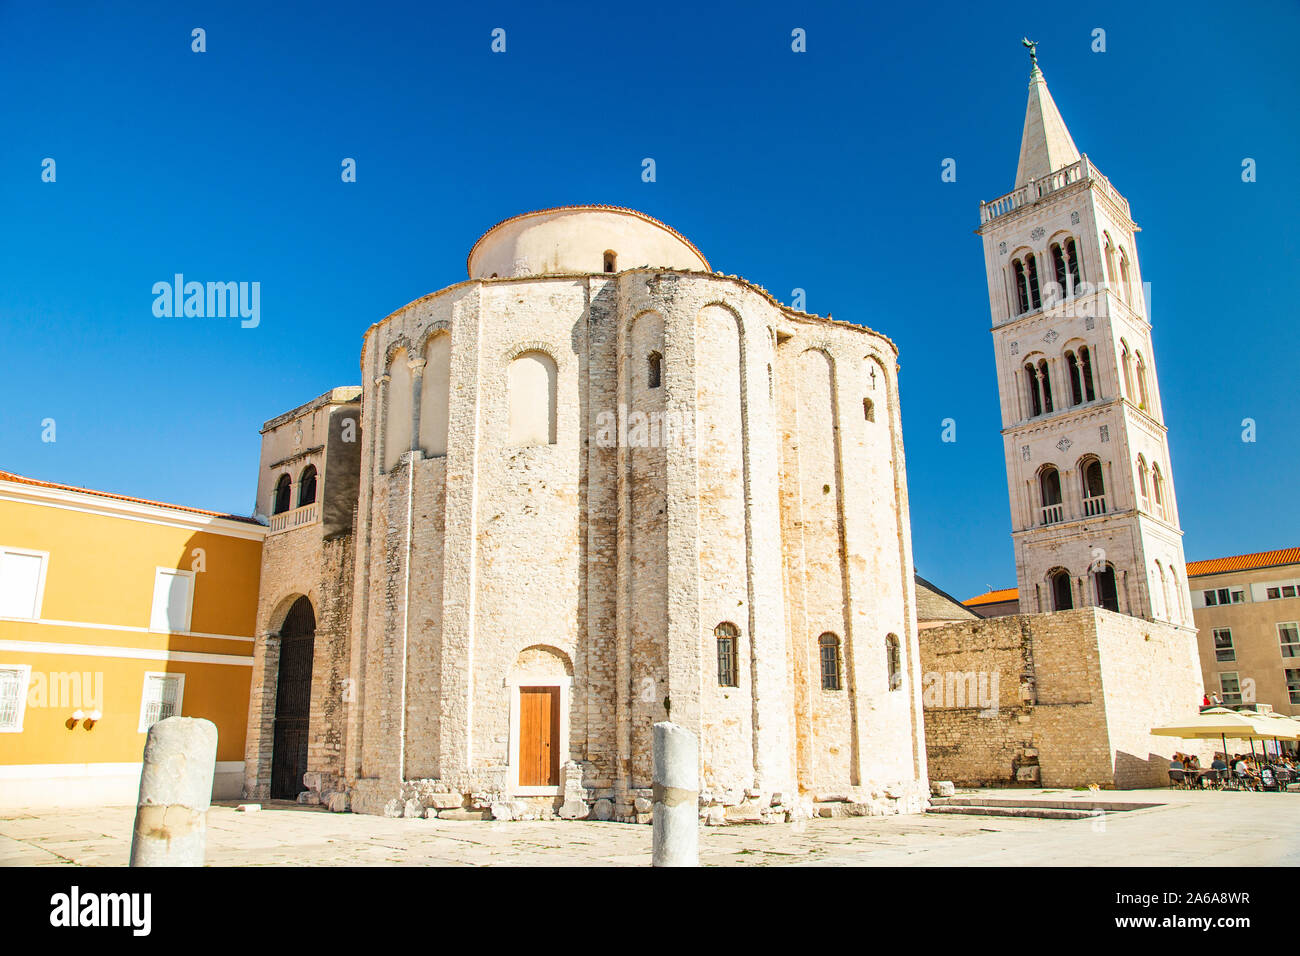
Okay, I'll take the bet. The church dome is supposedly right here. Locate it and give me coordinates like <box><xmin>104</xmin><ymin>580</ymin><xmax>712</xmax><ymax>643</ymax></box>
<box><xmin>467</xmin><ymin>205</ymin><xmax>711</xmax><ymax>279</ymax></box>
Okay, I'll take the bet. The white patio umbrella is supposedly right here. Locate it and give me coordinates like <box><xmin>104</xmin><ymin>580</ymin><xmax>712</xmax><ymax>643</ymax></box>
<box><xmin>1150</xmin><ymin>708</ymin><xmax>1286</xmax><ymax>781</ymax></box>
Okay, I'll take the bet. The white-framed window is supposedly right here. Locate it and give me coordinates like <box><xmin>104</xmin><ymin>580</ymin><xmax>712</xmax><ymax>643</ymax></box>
<box><xmin>0</xmin><ymin>547</ymin><xmax>48</xmax><ymax>620</ymax></box>
<box><xmin>138</xmin><ymin>671</ymin><xmax>185</xmax><ymax>732</ymax></box>
<box><xmin>0</xmin><ymin>664</ymin><xmax>32</xmax><ymax>732</ymax></box>
<box><xmin>1286</xmin><ymin>669</ymin><xmax>1300</xmax><ymax>706</ymax></box>
<box><xmin>1279</xmin><ymin>622</ymin><xmax>1300</xmax><ymax>660</ymax></box>
<box><xmin>149</xmin><ymin>568</ymin><xmax>194</xmax><ymax>634</ymax></box>
<box><xmin>1218</xmin><ymin>672</ymin><xmax>1242</xmax><ymax>707</ymax></box>
<box><xmin>1202</xmin><ymin>587</ymin><xmax>1245</xmax><ymax>607</ymax></box>
<box><xmin>1213</xmin><ymin>627</ymin><xmax>1236</xmax><ymax>662</ymax></box>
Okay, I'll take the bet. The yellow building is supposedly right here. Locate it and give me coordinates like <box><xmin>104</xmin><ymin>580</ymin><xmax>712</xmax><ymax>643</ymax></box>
<box><xmin>0</xmin><ymin>470</ymin><xmax>264</xmax><ymax>807</ymax></box>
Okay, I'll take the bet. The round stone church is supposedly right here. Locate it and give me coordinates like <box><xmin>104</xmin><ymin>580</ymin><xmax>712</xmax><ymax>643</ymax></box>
<box><xmin>244</xmin><ymin>205</ymin><xmax>928</xmax><ymax>822</ymax></box>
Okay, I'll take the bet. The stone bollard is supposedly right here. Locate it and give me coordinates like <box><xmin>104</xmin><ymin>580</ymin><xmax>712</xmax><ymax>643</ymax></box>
<box><xmin>652</xmin><ymin>721</ymin><xmax>699</xmax><ymax>867</ymax></box>
<box><xmin>129</xmin><ymin>716</ymin><xmax>218</xmax><ymax>867</ymax></box>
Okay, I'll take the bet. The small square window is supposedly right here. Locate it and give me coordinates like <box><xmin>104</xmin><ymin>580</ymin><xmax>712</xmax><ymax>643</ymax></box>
<box><xmin>150</xmin><ymin>569</ymin><xmax>194</xmax><ymax>634</ymax></box>
<box><xmin>0</xmin><ymin>548</ymin><xmax>48</xmax><ymax>620</ymax></box>
<box><xmin>0</xmin><ymin>665</ymin><xmax>32</xmax><ymax>732</ymax></box>
<box><xmin>138</xmin><ymin>672</ymin><xmax>185</xmax><ymax>733</ymax></box>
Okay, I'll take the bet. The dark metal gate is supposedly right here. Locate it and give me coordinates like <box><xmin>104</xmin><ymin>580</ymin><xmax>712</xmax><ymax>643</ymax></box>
<box><xmin>271</xmin><ymin>596</ymin><xmax>315</xmax><ymax>800</ymax></box>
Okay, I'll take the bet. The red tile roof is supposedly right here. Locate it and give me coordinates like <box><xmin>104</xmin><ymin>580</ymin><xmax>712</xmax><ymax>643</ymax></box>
<box><xmin>1187</xmin><ymin>548</ymin><xmax>1300</xmax><ymax>576</ymax></box>
<box><xmin>962</xmin><ymin>548</ymin><xmax>1300</xmax><ymax>605</ymax></box>
<box><xmin>0</xmin><ymin>469</ymin><xmax>262</xmax><ymax>525</ymax></box>
<box><xmin>964</xmin><ymin>587</ymin><xmax>1019</xmax><ymax>607</ymax></box>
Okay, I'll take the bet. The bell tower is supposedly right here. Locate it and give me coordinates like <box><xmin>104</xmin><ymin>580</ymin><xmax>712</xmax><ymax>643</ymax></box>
<box><xmin>976</xmin><ymin>47</ymin><xmax>1193</xmax><ymax>628</ymax></box>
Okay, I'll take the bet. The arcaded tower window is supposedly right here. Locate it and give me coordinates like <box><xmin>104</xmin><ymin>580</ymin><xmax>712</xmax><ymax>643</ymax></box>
<box><xmin>715</xmin><ymin>622</ymin><xmax>739</xmax><ymax>687</ymax></box>
<box><xmin>272</xmin><ymin>473</ymin><xmax>292</xmax><ymax>515</ymax></box>
<box><xmin>603</xmin><ymin>250</ymin><xmax>617</xmax><ymax>273</ymax></box>
<box><xmin>819</xmin><ymin>633</ymin><xmax>842</xmax><ymax>690</ymax></box>
<box><xmin>297</xmin><ymin>465</ymin><xmax>317</xmax><ymax>507</ymax></box>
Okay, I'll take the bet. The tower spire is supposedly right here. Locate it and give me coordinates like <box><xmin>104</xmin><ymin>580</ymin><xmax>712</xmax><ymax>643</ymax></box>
<box><xmin>1014</xmin><ymin>42</ymin><xmax>1080</xmax><ymax>188</ymax></box>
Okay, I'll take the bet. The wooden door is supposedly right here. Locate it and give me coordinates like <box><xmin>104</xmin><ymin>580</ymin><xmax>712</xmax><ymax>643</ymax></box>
<box><xmin>518</xmin><ymin>686</ymin><xmax>560</xmax><ymax>787</ymax></box>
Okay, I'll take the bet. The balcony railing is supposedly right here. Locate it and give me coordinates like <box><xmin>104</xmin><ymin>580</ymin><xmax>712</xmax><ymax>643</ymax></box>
<box><xmin>1041</xmin><ymin>503</ymin><xmax>1064</xmax><ymax>525</ymax></box>
<box><xmin>1083</xmin><ymin>494</ymin><xmax>1107</xmax><ymax>517</ymax></box>
<box><xmin>270</xmin><ymin>502</ymin><xmax>318</xmax><ymax>534</ymax></box>
<box><xmin>980</xmin><ymin>156</ymin><xmax>1130</xmax><ymax>225</ymax></box>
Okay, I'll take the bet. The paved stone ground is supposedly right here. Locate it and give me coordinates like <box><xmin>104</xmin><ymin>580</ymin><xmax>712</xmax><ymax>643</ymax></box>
<box><xmin>1</xmin><ymin>788</ymin><xmax>1297</xmax><ymax>866</ymax></box>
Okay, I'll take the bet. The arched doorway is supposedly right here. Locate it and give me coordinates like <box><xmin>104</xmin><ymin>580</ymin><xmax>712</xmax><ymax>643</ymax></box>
<box><xmin>271</xmin><ymin>596</ymin><xmax>315</xmax><ymax>799</ymax></box>
<box><xmin>1094</xmin><ymin>565</ymin><xmax>1120</xmax><ymax>612</ymax></box>
<box><xmin>1049</xmin><ymin>568</ymin><xmax>1074</xmax><ymax>611</ymax></box>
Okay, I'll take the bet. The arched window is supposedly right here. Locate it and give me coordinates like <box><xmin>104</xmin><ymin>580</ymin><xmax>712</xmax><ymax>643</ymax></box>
<box><xmin>1025</xmin><ymin>253</ymin><xmax>1042</xmax><ymax>310</ymax></box>
<box><xmin>1065</xmin><ymin>238</ymin><xmax>1081</xmax><ymax>292</ymax></box>
<box><xmin>1135</xmin><ymin>353</ymin><xmax>1150</xmax><ymax>411</ymax></box>
<box><xmin>1082</xmin><ymin>458</ymin><xmax>1105</xmax><ymax>515</ymax></box>
<box><xmin>508</xmin><ymin>350</ymin><xmax>558</xmax><ymax>446</ymax></box>
<box><xmin>647</xmin><ymin>351</ymin><xmax>662</xmax><ymax>389</ymax></box>
<box><xmin>818</xmin><ymin>633</ymin><xmax>842</xmax><ymax>690</ymax></box>
<box><xmin>715</xmin><ymin>622</ymin><xmax>739</xmax><ymax>687</ymax></box>
<box><xmin>1066</xmin><ymin>351</ymin><xmax>1083</xmax><ymax>406</ymax></box>
<box><xmin>1094</xmin><ymin>564</ymin><xmax>1119</xmax><ymax>611</ymax></box>
<box><xmin>1013</xmin><ymin>260</ymin><xmax>1029</xmax><ymax>315</ymax></box>
<box><xmin>297</xmin><ymin>465</ymin><xmax>317</xmax><ymax>507</ymax></box>
<box><xmin>1104</xmin><ymin>235</ymin><xmax>1117</xmax><ymax>287</ymax></box>
<box><xmin>1051</xmin><ymin>243</ymin><xmax>1068</xmax><ymax>302</ymax></box>
<box><xmin>1137</xmin><ymin>454</ymin><xmax>1149</xmax><ymax>501</ymax></box>
<box><xmin>1037</xmin><ymin>359</ymin><xmax>1054</xmax><ymax>413</ymax></box>
<box><xmin>1079</xmin><ymin>346</ymin><xmax>1096</xmax><ymax>401</ymax></box>
<box><xmin>1040</xmin><ymin>466</ymin><xmax>1063</xmax><ymax>524</ymax></box>
<box><xmin>1024</xmin><ymin>361</ymin><xmax>1045</xmax><ymax>416</ymax></box>
<box><xmin>1050</xmin><ymin>568</ymin><xmax>1074</xmax><ymax>611</ymax></box>
<box><xmin>863</xmin><ymin>397</ymin><xmax>875</xmax><ymax>422</ymax></box>
<box><xmin>272</xmin><ymin>473</ymin><xmax>292</xmax><ymax>515</ymax></box>
<box><xmin>603</xmin><ymin>250</ymin><xmax>617</xmax><ymax>273</ymax></box>
<box><xmin>1118</xmin><ymin>249</ymin><xmax>1131</xmax><ymax>303</ymax></box>
<box><xmin>885</xmin><ymin>634</ymin><xmax>902</xmax><ymax>690</ymax></box>
<box><xmin>1152</xmin><ymin>463</ymin><xmax>1165</xmax><ymax>515</ymax></box>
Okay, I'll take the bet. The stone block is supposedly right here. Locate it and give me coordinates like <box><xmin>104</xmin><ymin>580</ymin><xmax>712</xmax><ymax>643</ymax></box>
<box><xmin>704</xmin><ymin>805</ymin><xmax>727</xmax><ymax>827</ymax></box>
<box><xmin>327</xmin><ymin>792</ymin><xmax>349</xmax><ymax>813</ymax></box>
<box><xmin>425</xmin><ymin>791</ymin><xmax>464</xmax><ymax>810</ymax></box>
<box><xmin>558</xmin><ymin>799</ymin><xmax>588</xmax><ymax>820</ymax></box>
<box><xmin>931</xmin><ymin>781</ymin><xmax>956</xmax><ymax>797</ymax></box>
<box><xmin>725</xmin><ymin>804</ymin><xmax>763</xmax><ymax>824</ymax></box>
<box><xmin>633</xmin><ymin>796</ymin><xmax>652</xmax><ymax>814</ymax></box>
<box><xmin>438</xmin><ymin>809</ymin><xmax>491</xmax><ymax>821</ymax></box>
<box><xmin>590</xmin><ymin>798</ymin><xmax>614</xmax><ymax>821</ymax></box>
<box><xmin>403</xmin><ymin>798</ymin><xmax>423</xmax><ymax>818</ymax></box>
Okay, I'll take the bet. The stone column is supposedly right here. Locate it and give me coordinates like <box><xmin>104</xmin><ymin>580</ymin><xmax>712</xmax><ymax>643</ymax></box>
<box><xmin>652</xmin><ymin>722</ymin><xmax>698</xmax><ymax>867</ymax></box>
<box><xmin>129</xmin><ymin>716</ymin><xmax>218</xmax><ymax>867</ymax></box>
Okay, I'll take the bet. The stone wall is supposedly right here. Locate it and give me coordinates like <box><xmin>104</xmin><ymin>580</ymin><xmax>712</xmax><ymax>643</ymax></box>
<box><xmin>262</xmin><ymin>248</ymin><xmax>929</xmax><ymax>822</ymax></box>
<box><xmin>920</xmin><ymin>607</ymin><xmax>1205</xmax><ymax>788</ymax></box>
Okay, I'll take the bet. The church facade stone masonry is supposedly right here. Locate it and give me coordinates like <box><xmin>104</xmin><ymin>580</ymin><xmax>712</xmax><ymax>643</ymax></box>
<box><xmin>245</xmin><ymin>205</ymin><xmax>930</xmax><ymax>822</ymax></box>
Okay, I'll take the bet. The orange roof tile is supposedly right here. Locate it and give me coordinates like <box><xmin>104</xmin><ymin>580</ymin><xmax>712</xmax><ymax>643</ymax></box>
<box><xmin>964</xmin><ymin>587</ymin><xmax>1019</xmax><ymax>607</ymax></box>
<box><xmin>0</xmin><ymin>469</ymin><xmax>262</xmax><ymax>525</ymax></box>
<box><xmin>1187</xmin><ymin>548</ymin><xmax>1300</xmax><ymax>577</ymax></box>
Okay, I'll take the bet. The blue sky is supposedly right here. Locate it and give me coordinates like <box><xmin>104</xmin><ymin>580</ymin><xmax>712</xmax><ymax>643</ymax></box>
<box><xmin>2</xmin><ymin>1</ymin><xmax>1297</xmax><ymax>600</ymax></box>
